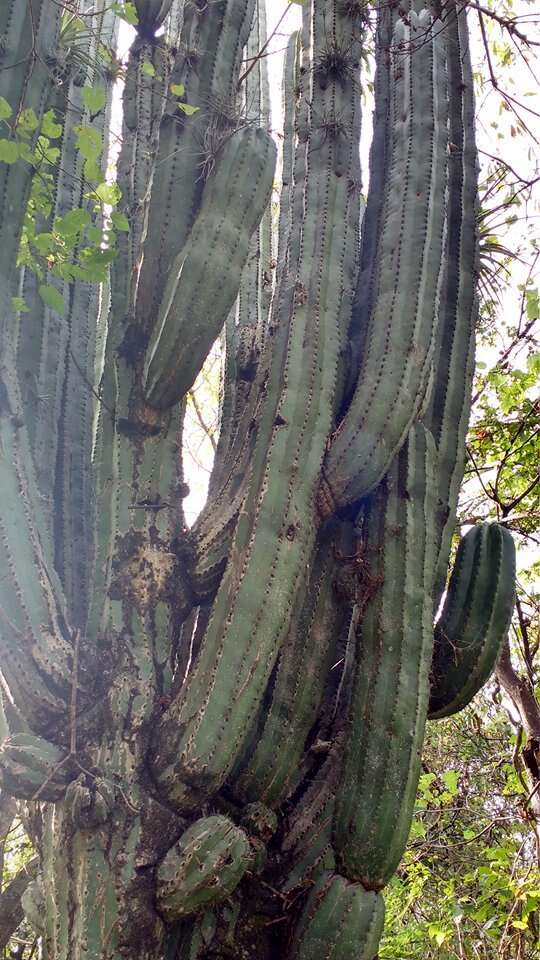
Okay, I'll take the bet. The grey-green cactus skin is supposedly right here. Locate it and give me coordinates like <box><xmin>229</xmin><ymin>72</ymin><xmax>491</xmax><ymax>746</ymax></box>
<box><xmin>334</xmin><ymin>423</ymin><xmax>439</xmax><ymax>890</ymax></box>
<box><xmin>291</xmin><ymin>872</ymin><xmax>385</xmax><ymax>960</ymax></box>
<box><xmin>319</xmin><ymin>10</ymin><xmax>448</xmax><ymax>512</ymax></box>
<box><xmin>157</xmin><ymin>816</ymin><xmax>253</xmax><ymax>921</ymax></box>
<box><xmin>0</xmin><ymin>1</ymin><xmax>513</xmax><ymax>958</ymax></box>
<box><xmin>429</xmin><ymin>523</ymin><xmax>516</xmax><ymax>719</ymax></box>
<box><xmin>0</xmin><ymin>0</ymin><xmax>62</xmax><ymax>296</ymax></box>
<box><xmin>143</xmin><ymin>125</ymin><xmax>277</xmax><ymax>408</ymax></box>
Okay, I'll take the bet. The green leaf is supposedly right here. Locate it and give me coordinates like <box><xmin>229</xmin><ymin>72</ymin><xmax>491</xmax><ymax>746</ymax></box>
<box><xmin>39</xmin><ymin>284</ymin><xmax>64</xmax><ymax>314</ymax></box>
<box><xmin>75</xmin><ymin>125</ymin><xmax>103</xmax><ymax>162</ymax></box>
<box><xmin>0</xmin><ymin>97</ymin><xmax>12</xmax><ymax>120</ymax></box>
<box><xmin>82</xmin><ymin>86</ymin><xmax>107</xmax><ymax>115</ymax></box>
<box><xmin>442</xmin><ymin>770</ymin><xmax>459</xmax><ymax>796</ymax></box>
<box><xmin>142</xmin><ymin>61</ymin><xmax>156</xmax><ymax>78</ymax></box>
<box><xmin>111</xmin><ymin>211</ymin><xmax>130</xmax><ymax>232</ymax></box>
<box><xmin>95</xmin><ymin>181</ymin><xmax>121</xmax><ymax>205</ymax></box>
<box><xmin>84</xmin><ymin>158</ymin><xmax>104</xmax><ymax>184</ymax></box>
<box><xmin>512</xmin><ymin>919</ymin><xmax>528</xmax><ymax>930</ymax></box>
<box><xmin>113</xmin><ymin>1</ymin><xmax>139</xmax><ymax>24</ymax></box>
<box><xmin>525</xmin><ymin>287</ymin><xmax>539</xmax><ymax>321</ymax></box>
<box><xmin>178</xmin><ymin>103</ymin><xmax>199</xmax><ymax>117</ymax></box>
<box><xmin>41</xmin><ymin>110</ymin><xmax>62</xmax><ymax>139</ymax></box>
<box><xmin>32</xmin><ymin>233</ymin><xmax>55</xmax><ymax>255</ymax></box>
<box><xmin>56</xmin><ymin>208</ymin><xmax>91</xmax><ymax>238</ymax></box>
<box><xmin>0</xmin><ymin>139</ymin><xmax>21</xmax><ymax>163</ymax></box>
<box><xmin>170</xmin><ymin>83</ymin><xmax>185</xmax><ymax>97</ymax></box>
<box><xmin>16</xmin><ymin>108</ymin><xmax>38</xmax><ymax>132</ymax></box>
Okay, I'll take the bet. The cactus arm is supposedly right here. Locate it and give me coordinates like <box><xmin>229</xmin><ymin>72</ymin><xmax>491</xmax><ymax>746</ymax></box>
<box><xmin>425</xmin><ymin>4</ymin><xmax>479</xmax><ymax>602</ymax></box>
<box><xmin>345</xmin><ymin>4</ymin><xmax>394</xmax><ymax>399</ymax></box>
<box><xmin>429</xmin><ymin>523</ymin><xmax>516</xmax><ymax>720</ymax></box>
<box><xmin>290</xmin><ymin>872</ymin><xmax>385</xmax><ymax>960</ymax></box>
<box><xmin>0</xmin><ymin>733</ymin><xmax>71</xmax><ymax>801</ymax></box>
<box><xmin>333</xmin><ymin>423</ymin><xmax>438</xmax><ymax>890</ymax></box>
<box><xmin>115</xmin><ymin>38</ymin><xmax>174</xmax><ymax>316</ymax></box>
<box><xmin>133</xmin><ymin>0</ymin><xmax>175</xmax><ymax>33</ymax></box>
<box><xmin>89</xmin><ymin>28</ymin><xmax>186</xmax><ymax>665</ymax></box>
<box><xmin>281</xmin><ymin>747</ymin><xmax>341</xmax><ymax>894</ymax></box>
<box><xmin>232</xmin><ymin>525</ymin><xmax>349</xmax><ymax>806</ymax></box>
<box><xmin>238</xmin><ymin>0</ymin><xmax>274</xmax><ymax>336</ymax></box>
<box><xmin>320</xmin><ymin>12</ymin><xmax>448</xmax><ymax>512</ymax></box>
<box><xmin>143</xmin><ymin>125</ymin><xmax>277</xmax><ymax>408</ymax></box>
<box><xmin>151</xmin><ymin>0</ymin><xmax>363</xmax><ymax>811</ymax></box>
<box><xmin>0</xmin><ymin>330</ymin><xmax>74</xmax><ymax>731</ymax></box>
<box><xmin>135</xmin><ymin>0</ymin><xmax>257</xmax><ymax>330</ymax></box>
<box><xmin>202</xmin><ymin>19</ymin><xmax>292</xmax><ymax>555</ymax></box>
<box><xmin>30</xmin><ymin>8</ymin><xmax>119</xmax><ymax>628</ymax></box>
<box><xmin>164</xmin><ymin>0</ymin><xmax>185</xmax><ymax>44</ymax></box>
<box><xmin>0</xmin><ymin>1</ymin><xmax>62</xmax><ymax>294</ymax></box>
<box><xmin>0</xmin><ymin>857</ymin><xmax>39</xmax><ymax>951</ymax></box>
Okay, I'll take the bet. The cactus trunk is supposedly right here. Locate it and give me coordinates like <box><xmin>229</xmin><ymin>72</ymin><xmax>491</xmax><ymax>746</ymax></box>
<box><xmin>0</xmin><ymin>1</ymin><xmax>515</xmax><ymax>958</ymax></box>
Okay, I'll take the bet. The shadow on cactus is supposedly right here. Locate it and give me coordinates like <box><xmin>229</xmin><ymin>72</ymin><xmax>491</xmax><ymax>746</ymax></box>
<box><xmin>0</xmin><ymin>0</ymin><xmax>516</xmax><ymax>958</ymax></box>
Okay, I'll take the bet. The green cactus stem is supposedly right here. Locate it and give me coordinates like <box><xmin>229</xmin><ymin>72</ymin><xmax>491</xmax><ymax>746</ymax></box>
<box><xmin>334</xmin><ymin>423</ymin><xmax>438</xmax><ymax>890</ymax></box>
<box><xmin>319</xmin><ymin>10</ymin><xmax>448</xmax><ymax>513</ymax></box>
<box><xmin>0</xmin><ymin>733</ymin><xmax>71</xmax><ymax>801</ymax></box>
<box><xmin>232</xmin><ymin>523</ymin><xmax>350</xmax><ymax>806</ymax></box>
<box><xmin>291</xmin><ymin>872</ymin><xmax>385</xmax><ymax>960</ymax></box>
<box><xmin>136</xmin><ymin>0</ymin><xmax>257</xmax><ymax>331</ymax></box>
<box><xmin>133</xmin><ymin>0</ymin><xmax>174</xmax><ymax>34</ymax></box>
<box><xmin>424</xmin><ymin>4</ymin><xmax>479</xmax><ymax>602</ymax></box>
<box><xmin>156</xmin><ymin>815</ymin><xmax>253</xmax><ymax>922</ymax></box>
<box><xmin>429</xmin><ymin>522</ymin><xmax>516</xmax><ymax>720</ymax></box>
<box><xmin>281</xmin><ymin>748</ymin><xmax>341</xmax><ymax>895</ymax></box>
<box><xmin>143</xmin><ymin>125</ymin><xmax>277</xmax><ymax>408</ymax></box>
<box><xmin>0</xmin><ymin>0</ymin><xmax>62</xmax><ymax>292</ymax></box>
<box><xmin>0</xmin><ymin>345</ymin><xmax>75</xmax><ymax>731</ymax></box>
<box><xmin>151</xmin><ymin>0</ymin><xmax>363</xmax><ymax>812</ymax></box>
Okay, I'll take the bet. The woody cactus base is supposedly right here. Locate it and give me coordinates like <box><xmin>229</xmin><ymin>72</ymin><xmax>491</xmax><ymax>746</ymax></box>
<box><xmin>0</xmin><ymin>1</ymin><xmax>516</xmax><ymax>958</ymax></box>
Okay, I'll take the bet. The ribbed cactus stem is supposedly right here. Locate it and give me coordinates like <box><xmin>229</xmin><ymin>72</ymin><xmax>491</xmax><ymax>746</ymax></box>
<box><xmin>291</xmin><ymin>872</ymin><xmax>385</xmax><ymax>960</ymax></box>
<box><xmin>31</xmin><ymin>8</ymin><xmax>119</xmax><ymax>628</ymax></box>
<box><xmin>156</xmin><ymin>816</ymin><xmax>253</xmax><ymax>922</ymax></box>
<box><xmin>281</xmin><ymin>747</ymin><xmax>341</xmax><ymax>894</ymax></box>
<box><xmin>429</xmin><ymin>522</ymin><xmax>516</xmax><ymax>719</ymax></box>
<box><xmin>133</xmin><ymin>0</ymin><xmax>175</xmax><ymax>34</ymax></box>
<box><xmin>232</xmin><ymin>524</ymin><xmax>349</xmax><ymax>805</ymax></box>
<box><xmin>425</xmin><ymin>3</ymin><xmax>479</xmax><ymax>602</ymax></box>
<box><xmin>0</xmin><ymin>1</ymin><xmax>62</xmax><ymax>294</ymax></box>
<box><xmin>275</xmin><ymin>31</ymin><xmax>300</xmax><ymax>281</ymax></box>
<box><xmin>143</xmin><ymin>125</ymin><xmax>277</xmax><ymax>408</ymax></box>
<box><xmin>0</xmin><ymin>324</ymin><xmax>74</xmax><ymax>730</ymax></box>
<box><xmin>334</xmin><ymin>423</ymin><xmax>438</xmax><ymax>890</ymax></box>
<box><xmin>320</xmin><ymin>11</ymin><xmax>448</xmax><ymax>513</ymax></box>
<box><xmin>136</xmin><ymin>0</ymin><xmax>257</xmax><ymax>329</ymax></box>
<box><xmin>151</xmin><ymin>0</ymin><xmax>363</xmax><ymax>811</ymax></box>
<box><xmin>0</xmin><ymin>733</ymin><xmax>71</xmax><ymax>801</ymax></box>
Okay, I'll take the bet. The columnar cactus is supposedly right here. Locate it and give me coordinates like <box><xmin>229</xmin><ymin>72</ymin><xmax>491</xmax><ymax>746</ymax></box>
<box><xmin>0</xmin><ymin>1</ymin><xmax>516</xmax><ymax>958</ymax></box>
